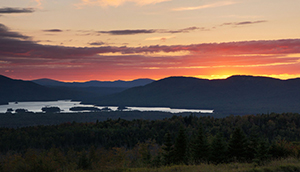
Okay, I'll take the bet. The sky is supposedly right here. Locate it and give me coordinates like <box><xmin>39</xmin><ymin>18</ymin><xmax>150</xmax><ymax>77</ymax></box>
<box><xmin>0</xmin><ymin>0</ymin><xmax>300</xmax><ymax>81</ymax></box>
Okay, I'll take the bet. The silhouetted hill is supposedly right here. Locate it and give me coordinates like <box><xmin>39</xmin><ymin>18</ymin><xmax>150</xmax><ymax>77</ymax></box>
<box><xmin>0</xmin><ymin>75</ymin><xmax>85</xmax><ymax>104</ymax></box>
<box><xmin>32</xmin><ymin>78</ymin><xmax>154</xmax><ymax>88</ymax></box>
<box><xmin>89</xmin><ymin>75</ymin><xmax>300</xmax><ymax>115</ymax></box>
<box><xmin>31</xmin><ymin>78</ymin><xmax>154</xmax><ymax>100</ymax></box>
<box><xmin>0</xmin><ymin>75</ymin><xmax>154</xmax><ymax>105</ymax></box>
<box><xmin>31</xmin><ymin>78</ymin><xmax>65</xmax><ymax>86</ymax></box>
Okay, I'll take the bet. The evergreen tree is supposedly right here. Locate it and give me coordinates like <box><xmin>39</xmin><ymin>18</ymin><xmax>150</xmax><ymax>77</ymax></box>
<box><xmin>191</xmin><ymin>124</ymin><xmax>210</xmax><ymax>164</ymax></box>
<box><xmin>246</xmin><ymin>134</ymin><xmax>259</xmax><ymax>162</ymax></box>
<box><xmin>162</xmin><ymin>132</ymin><xmax>173</xmax><ymax>165</ymax></box>
<box><xmin>210</xmin><ymin>133</ymin><xmax>228</xmax><ymax>164</ymax></box>
<box><xmin>269</xmin><ymin>140</ymin><xmax>293</xmax><ymax>159</ymax></box>
<box><xmin>253</xmin><ymin>139</ymin><xmax>270</xmax><ymax>166</ymax></box>
<box><xmin>228</xmin><ymin>127</ymin><xmax>248</xmax><ymax>162</ymax></box>
<box><xmin>173</xmin><ymin>125</ymin><xmax>188</xmax><ymax>165</ymax></box>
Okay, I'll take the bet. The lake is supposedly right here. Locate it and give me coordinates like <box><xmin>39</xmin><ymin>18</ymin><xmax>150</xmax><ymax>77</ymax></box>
<box><xmin>0</xmin><ymin>100</ymin><xmax>214</xmax><ymax>114</ymax></box>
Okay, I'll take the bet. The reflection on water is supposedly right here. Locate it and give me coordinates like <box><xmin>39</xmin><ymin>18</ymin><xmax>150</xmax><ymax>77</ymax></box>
<box><xmin>0</xmin><ymin>100</ymin><xmax>213</xmax><ymax>114</ymax></box>
<box><xmin>124</xmin><ymin>107</ymin><xmax>213</xmax><ymax>113</ymax></box>
<box><xmin>0</xmin><ymin>100</ymin><xmax>81</xmax><ymax>113</ymax></box>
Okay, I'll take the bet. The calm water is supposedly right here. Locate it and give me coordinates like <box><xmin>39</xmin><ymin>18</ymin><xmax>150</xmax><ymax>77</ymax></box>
<box><xmin>0</xmin><ymin>100</ymin><xmax>213</xmax><ymax>114</ymax></box>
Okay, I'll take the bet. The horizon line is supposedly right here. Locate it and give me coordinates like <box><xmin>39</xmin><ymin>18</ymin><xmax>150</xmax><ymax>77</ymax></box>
<box><xmin>2</xmin><ymin>74</ymin><xmax>300</xmax><ymax>83</ymax></box>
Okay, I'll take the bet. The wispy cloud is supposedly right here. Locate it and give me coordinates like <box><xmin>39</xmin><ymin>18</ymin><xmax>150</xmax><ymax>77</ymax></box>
<box><xmin>97</xmin><ymin>22</ymin><xmax>263</xmax><ymax>36</ymax></box>
<box><xmin>98</xmin><ymin>27</ymin><xmax>205</xmax><ymax>35</ymax></box>
<box><xmin>146</xmin><ymin>36</ymin><xmax>175</xmax><ymax>41</ymax></box>
<box><xmin>99</xmin><ymin>29</ymin><xmax>156</xmax><ymax>35</ymax></box>
<box><xmin>172</xmin><ymin>1</ymin><xmax>237</xmax><ymax>11</ymax></box>
<box><xmin>89</xmin><ymin>41</ymin><xmax>106</xmax><ymax>46</ymax></box>
<box><xmin>2</xmin><ymin>23</ymin><xmax>300</xmax><ymax>58</ymax></box>
<box><xmin>221</xmin><ymin>20</ymin><xmax>267</xmax><ymax>26</ymax></box>
<box><xmin>31</xmin><ymin>0</ymin><xmax>43</xmax><ymax>9</ymax></box>
<box><xmin>42</xmin><ymin>29</ymin><xmax>63</xmax><ymax>32</ymax></box>
<box><xmin>166</xmin><ymin>27</ymin><xmax>207</xmax><ymax>33</ymax></box>
<box><xmin>35</xmin><ymin>0</ymin><xmax>42</xmax><ymax>7</ymax></box>
<box><xmin>75</xmin><ymin>0</ymin><xmax>171</xmax><ymax>8</ymax></box>
<box><xmin>221</xmin><ymin>15</ymin><xmax>263</xmax><ymax>19</ymax></box>
<box><xmin>0</xmin><ymin>7</ymin><xmax>35</xmax><ymax>14</ymax></box>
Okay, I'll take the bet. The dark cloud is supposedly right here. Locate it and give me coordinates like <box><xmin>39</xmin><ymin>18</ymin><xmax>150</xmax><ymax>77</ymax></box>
<box><xmin>98</xmin><ymin>21</ymin><xmax>266</xmax><ymax>36</ymax></box>
<box><xmin>221</xmin><ymin>20</ymin><xmax>267</xmax><ymax>26</ymax></box>
<box><xmin>1</xmin><ymin>36</ymin><xmax>300</xmax><ymax>60</ymax></box>
<box><xmin>1</xmin><ymin>27</ymin><xmax>300</xmax><ymax>76</ymax></box>
<box><xmin>0</xmin><ymin>23</ymin><xmax>30</xmax><ymax>39</ymax></box>
<box><xmin>89</xmin><ymin>41</ymin><xmax>105</xmax><ymax>46</ymax></box>
<box><xmin>43</xmin><ymin>29</ymin><xmax>63</xmax><ymax>32</ymax></box>
<box><xmin>166</xmin><ymin>27</ymin><xmax>205</xmax><ymax>33</ymax></box>
<box><xmin>99</xmin><ymin>29</ymin><xmax>156</xmax><ymax>35</ymax></box>
<box><xmin>0</xmin><ymin>7</ymin><xmax>35</xmax><ymax>14</ymax></box>
<box><xmin>236</xmin><ymin>20</ymin><xmax>267</xmax><ymax>25</ymax></box>
<box><xmin>98</xmin><ymin>26</ymin><xmax>204</xmax><ymax>35</ymax></box>
<box><xmin>159</xmin><ymin>27</ymin><xmax>206</xmax><ymax>33</ymax></box>
<box><xmin>1</xmin><ymin>24</ymin><xmax>300</xmax><ymax>63</ymax></box>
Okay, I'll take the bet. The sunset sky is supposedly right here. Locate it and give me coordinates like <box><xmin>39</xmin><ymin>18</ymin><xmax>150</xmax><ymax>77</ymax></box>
<box><xmin>0</xmin><ymin>0</ymin><xmax>300</xmax><ymax>81</ymax></box>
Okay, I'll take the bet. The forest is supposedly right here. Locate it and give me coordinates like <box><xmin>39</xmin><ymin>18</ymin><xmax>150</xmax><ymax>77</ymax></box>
<box><xmin>1</xmin><ymin>112</ymin><xmax>300</xmax><ymax>172</ymax></box>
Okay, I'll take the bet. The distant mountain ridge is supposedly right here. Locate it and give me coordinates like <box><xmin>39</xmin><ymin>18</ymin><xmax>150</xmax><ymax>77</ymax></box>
<box><xmin>0</xmin><ymin>75</ymin><xmax>79</xmax><ymax>105</ymax></box>
<box><xmin>2</xmin><ymin>74</ymin><xmax>300</xmax><ymax>115</ymax></box>
<box><xmin>31</xmin><ymin>78</ymin><xmax>154</xmax><ymax>88</ymax></box>
<box><xmin>88</xmin><ymin>75</ymin><xmax>300</xmax><ymax>115</ymax></box>
<box><xmin>0</xmin><ymin>75</ymin><xmax>154</xmax><ymax>105</ymax></box>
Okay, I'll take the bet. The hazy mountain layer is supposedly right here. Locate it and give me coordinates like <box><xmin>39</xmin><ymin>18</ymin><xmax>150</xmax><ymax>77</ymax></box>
<box><xmin>31</xmin><ymin>78</ymin><xmax>154</xmax><ymax>88</ymax></box>
<box><xmin>0</xmin><ymin>75</ymin><xmax>153</xmax><ymax>105</ymax></box>
<box><xmin>0</xmin><ymin>75</ymin><xmax>77</xmax><ymax>104</ymax></box>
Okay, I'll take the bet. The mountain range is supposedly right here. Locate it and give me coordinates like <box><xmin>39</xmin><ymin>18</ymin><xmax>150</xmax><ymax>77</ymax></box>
<box><xmin>0</xmin><ymin>75</ymin><xmax>154</xmax><ymax>105</ymax></box>
<box><xmin>0</xmin><ymin>75</ymin><xmax>77</xmax><ymax>104</ymax></box>
<box><xmin>87</xmin><ymin>75</ymin><xmax>300</xmax><ymax>115</ymax></box>
<box><xmin>1</xmin><ymin>74</ymin><xmax>300</xmax><ymax>115</ymax></box>
<box><xmin>31</xmin><ymin>78</ymin><xmax>154</xmax><ymax>88</ymax></box>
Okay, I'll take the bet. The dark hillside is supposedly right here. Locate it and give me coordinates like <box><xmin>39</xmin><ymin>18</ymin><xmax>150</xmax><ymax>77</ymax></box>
<box><xmin>90</xmin><ymin>75</ymin><xmax>300</xmax><ymax>115</ymax></box>
<box><xmin>0</xmin><ymin>75</ymin><xmax>153</xmax><ymax>104</ymax></box>
<box><xmin>0</xmin><ymin>75</ymin><xmax>80</xmax><ymax>103</ymax></box>
<box><xmin>30</xmin><ymin>78</ymin><xmax>65</xmax><ymax>86</ymax></box>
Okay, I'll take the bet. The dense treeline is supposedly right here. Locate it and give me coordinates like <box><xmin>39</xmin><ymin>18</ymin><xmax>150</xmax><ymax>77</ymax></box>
<box><xmin>0</xmin><ymin>111</ymin><xmax>192</xmax><ymax>128</ymax></box>
<box><xmin>1</xmin><ymin>112</ymin><xmax>300</xmax><ymax>152</ymax></box>
<box><xmin>1</xmin><ymin>112</ymin><xmax>300</xmax><ymax>171</ymax></box>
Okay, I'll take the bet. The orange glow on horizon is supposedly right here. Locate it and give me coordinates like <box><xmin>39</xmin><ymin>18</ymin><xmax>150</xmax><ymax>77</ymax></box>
<box><xmin>54</xmin><ymin>73</ymin><xmax>300</xmax><ymax>82</ymax></box>
<box><xmin>193</xmin><ymin>74</ymin><xmax>300</xmax><ymax>80</ymax></box>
